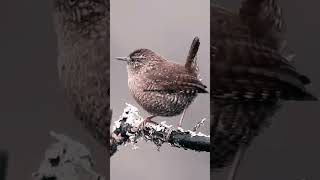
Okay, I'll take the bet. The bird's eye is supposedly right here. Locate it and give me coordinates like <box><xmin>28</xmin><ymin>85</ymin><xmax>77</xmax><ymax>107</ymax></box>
<box><xmin>131</xmin><ymin>57</ymin><xmax>138</xmax><ymax>62</ymax></box>
<box><xmin>68</xmin><ymin>0</ymin><xmax>78</xmax><ymax>6</ymax></box>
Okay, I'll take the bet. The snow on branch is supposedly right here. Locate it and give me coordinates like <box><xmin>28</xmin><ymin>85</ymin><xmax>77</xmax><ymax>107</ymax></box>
<box><xmin>32</xmin><ymin>132</ymin><xmax>105</xmax><ymax>180</ymax></box>
<box><xmin>110</xmin><ymin>103</ymin><xmax>210</xmax><ymax>156</ymax></box>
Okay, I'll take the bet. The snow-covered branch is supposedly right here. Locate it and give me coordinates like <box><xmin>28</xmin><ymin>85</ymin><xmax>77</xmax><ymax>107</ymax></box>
<box><xmin>110</xmin><ymin>104</ymin><xmax>210</xmax><ymax>156</ymax></box>
<box><xmin>32</xmin><ymin>132</ymin><xmax>105</xmax><ymax>180</ymax></box>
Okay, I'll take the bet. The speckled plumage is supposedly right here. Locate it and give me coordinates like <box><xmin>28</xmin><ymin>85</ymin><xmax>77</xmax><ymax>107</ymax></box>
<box><xmin>211</xmin><ymin>0</ymin><xmax>317</xmax><ymax>169</ymax></box>
<box><xmin>53</xmin><ymin>0</ymin><xmax>111</xmax><ymax>147</ymax></box>
<box><xmin>120</xmin><ymin>45</ymin><xmax>207</xmax><ymax>120</ymax></box>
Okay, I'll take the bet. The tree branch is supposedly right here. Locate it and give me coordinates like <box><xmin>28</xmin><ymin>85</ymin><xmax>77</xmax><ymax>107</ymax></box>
<box><xmin>110</xmin><ymin>104</ymin><xmax>210</xmax><ymax>156</ymax></box>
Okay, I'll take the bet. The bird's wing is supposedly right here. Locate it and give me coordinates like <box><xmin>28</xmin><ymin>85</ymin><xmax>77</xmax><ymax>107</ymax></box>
<box><xmin>144</xmin><ymin>64</ymin><xmax>208</xmax><ymax>94</ymax></box>
<box><xmin>212</xmin><ymin>41</ymin><xmax>315</xmax><ymax>100</ymax></box>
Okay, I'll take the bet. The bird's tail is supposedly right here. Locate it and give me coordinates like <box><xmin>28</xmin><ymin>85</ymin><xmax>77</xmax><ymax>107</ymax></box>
<box><xmin>185</xmin><ymin>37</ymin><xmax>200</xmax><ymax>75</ymax></box>
<box><xmin>240</xmin><ymin>0</ymin><xmax>285</xmax><ymax>50</ymax></box>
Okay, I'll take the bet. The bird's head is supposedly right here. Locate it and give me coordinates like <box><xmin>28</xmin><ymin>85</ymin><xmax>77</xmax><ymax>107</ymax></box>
<box><xmin>53</xmin><ymin>0</ymin><xmax>108</xmax><ymax>40</ymax></box>
<box><xmin>116</xmin><ymin>49</ymin><xmax>165</xmax><ymax>73</ymax></box>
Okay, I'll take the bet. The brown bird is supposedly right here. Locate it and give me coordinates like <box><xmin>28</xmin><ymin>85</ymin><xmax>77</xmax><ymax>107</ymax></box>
<box><xmin>211</xmin><ymin>0</ymin><xmax>317</xmax><ymax>179</ymax></box>
<box><xmin>53</xmin><ymin>0</ymin><xmax>111</xmax><ymax>148</ymax></box>
<box><xmin>116</xmin><ymin>37</ymin><xmax>208</xmax><ymax>127</ymax></box>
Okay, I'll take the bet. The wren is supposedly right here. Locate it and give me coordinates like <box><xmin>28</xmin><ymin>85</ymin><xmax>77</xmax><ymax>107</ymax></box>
<box><xmin>116</xmin><ymin>37</ymin><xmax>208</xmax><ymax>127</ymax></box>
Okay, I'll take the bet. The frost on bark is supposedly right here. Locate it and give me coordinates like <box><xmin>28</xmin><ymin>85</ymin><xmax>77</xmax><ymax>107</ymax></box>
<box><xmin>33</xmin><ymin>132</ymin><xmax>105</xmax><ymax>180</ymax></box>
<box><xmin>110</xmin><ymin>104</ymin><xmax>210</xmax><ymax>156</ymax></box>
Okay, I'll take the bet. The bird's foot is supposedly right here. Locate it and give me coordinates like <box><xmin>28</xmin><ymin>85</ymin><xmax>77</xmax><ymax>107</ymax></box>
<box><xmin>177</xmin><ymin>108</ymin><xmax>187</xmax><ymax>128</ymax></box>
<box><xmin>165</xmin><ymin>127</ymin><xmax>174</xmax><ymax>142</ymax></box>
<box><xmin>138</xmin><ymin>115</ymin><xmax>157</xmax><ymax>131</ymax></box>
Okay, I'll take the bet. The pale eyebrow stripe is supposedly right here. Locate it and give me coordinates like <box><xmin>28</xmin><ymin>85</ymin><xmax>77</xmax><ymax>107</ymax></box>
<box><xmin>132</xmin><ymin>55</ymin><xmax>146</xmax><ymax>59</ymax></box>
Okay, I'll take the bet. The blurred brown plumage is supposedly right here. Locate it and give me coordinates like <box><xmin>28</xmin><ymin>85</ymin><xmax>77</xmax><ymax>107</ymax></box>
<box><xmin>211</xmin><ymin>0</ymin><xmax>317</xmax><ymax>178</ymax></box>
<box><xmin>53</xmin><ymin>0</ymin><xmax>111</xmax><ymax>148</ymax></box>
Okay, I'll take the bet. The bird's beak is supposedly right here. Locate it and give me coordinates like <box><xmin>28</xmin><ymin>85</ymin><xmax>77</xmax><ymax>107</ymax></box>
<box><xmin>115</xmin><ymin>57</ymin><xmax>130</xmax><ymax>62</ymax></box>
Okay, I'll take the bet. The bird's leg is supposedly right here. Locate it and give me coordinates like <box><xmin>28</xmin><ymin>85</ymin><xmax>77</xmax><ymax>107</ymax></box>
<box><xmin>138</xmin><ymin>115</ymin><xmax>157</xmax><ymax>130</ymax></box>
<box><xmin>178</xmin><ymin>108</ymin><xmax>187</xmax><ymax>128</ymax></box>
<box><xmin>227</xmin><ymin>144</ymin><xmax>247</xmax><ymax>180</ymax></box>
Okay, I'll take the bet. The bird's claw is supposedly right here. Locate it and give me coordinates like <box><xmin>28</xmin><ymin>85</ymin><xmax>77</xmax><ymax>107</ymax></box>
<box><xmin>165</xmin><ymin>128</ymin><xmax>173</xmax><ymax>142</ymax></box>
